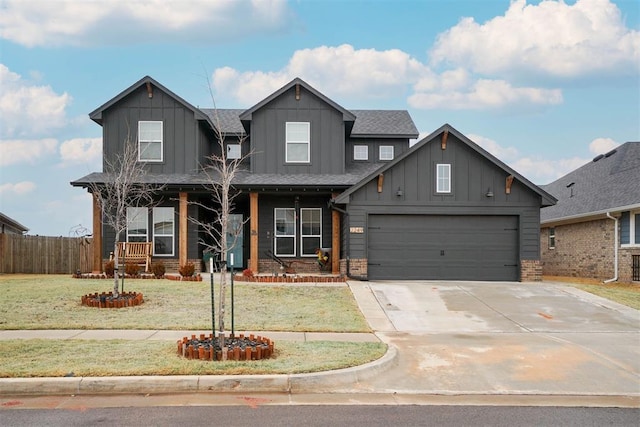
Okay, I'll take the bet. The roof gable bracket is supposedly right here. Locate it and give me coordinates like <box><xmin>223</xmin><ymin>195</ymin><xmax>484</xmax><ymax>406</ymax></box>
<box><xmin>146</xmin><ymin>82</ymin><xmax>153</xmax><ymax>98</ymax></box>
<box><xmin>441</xmin><ymin>129</ymin><xmax>448</xmax><ymax>150</ymax></box>
<box><xmin>506</xmin><ymin>175</ymin><xmax>514</xmax><ymax>194</ymax></box>
<box><xmin>377</xmin><ymin>173</ymin><xmax>384</xmax><ymax>193</ymax></box>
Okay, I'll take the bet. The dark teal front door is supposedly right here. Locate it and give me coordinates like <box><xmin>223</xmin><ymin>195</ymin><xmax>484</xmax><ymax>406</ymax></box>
<box><xmin>227</xmin><ymin>214</ymin><xmax>244</xmax><ymax>268</ymax></box>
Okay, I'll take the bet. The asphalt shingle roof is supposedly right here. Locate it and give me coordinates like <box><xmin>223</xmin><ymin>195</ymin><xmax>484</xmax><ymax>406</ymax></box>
<box><xmin>350</xmin><ymin>110</ymin><xmax>418</xmax><ymax>138</ymax></box>
<box><xmin>540</xmin><ymin>141</ymin><xmax>640</xmax><ymax>223</ymax></box>
<box><xmin>200</xmin><ymin>109</ymin><xmax>245</xmax><ymax>135</ymax></box>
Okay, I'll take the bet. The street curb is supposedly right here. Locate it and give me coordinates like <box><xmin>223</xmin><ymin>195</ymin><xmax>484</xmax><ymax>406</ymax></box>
<box><xmin>0</xmin><ymin>346</ymin><xmax>398</xmax><ymax>396</ymax></box>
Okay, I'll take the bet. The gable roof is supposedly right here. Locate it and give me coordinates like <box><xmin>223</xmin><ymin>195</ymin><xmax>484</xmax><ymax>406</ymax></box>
<box><xmin>350</xmin><ymin>110</ymin><xmax>418</xmax><ymax>138</ymax></box>
<box><xmin>200</xmin><ymin>109</ymin><xmax>246</xmax><ymax>135</ymax></box>
<box><xmin>238</xmin><ymin>77</ymin><xmax>356</xmax><ymax>122</ymax></box>
<box><xmin>540</xmin><ymin>141</ymin><xmax>640</xmax><ymax>225</ymax></box>
<box><xmin>0</xmin><ymin>212</ymin><xmax>28</xmax><ymax>234</ymax></box>
<box><xmin>334</xmin><ymin>123</ymin><xmax>556</xmax><ymax>206</ymax></box>
<box><xmin>89</xmin><ymin>75</ymin><xmax>208</xmax><ymax>125</ymax></box>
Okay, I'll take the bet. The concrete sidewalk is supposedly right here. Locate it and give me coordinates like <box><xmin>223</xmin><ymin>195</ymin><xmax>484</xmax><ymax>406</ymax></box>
<box><xmin>0</xmin><ymin>279</ymin><xmax>638</xmax><ymax>407</ymax></box>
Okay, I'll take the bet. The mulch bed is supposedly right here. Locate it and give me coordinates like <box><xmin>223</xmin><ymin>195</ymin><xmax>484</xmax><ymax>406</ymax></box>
<box><xmin>178</xmin><ymin>333</ymin><xmax>274</xmax><ymax>361</ymax></box>
<box><xmin>81</xmin><ymin>291</ymin><xmax>144</xmax><ymax>308</ymax></box>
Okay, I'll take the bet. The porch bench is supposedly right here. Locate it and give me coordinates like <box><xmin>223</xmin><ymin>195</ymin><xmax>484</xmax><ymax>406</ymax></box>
<box><xmin>117</xmin><ymin>242</ymin><xmax>152</xmax><ymax>272</ymax></box>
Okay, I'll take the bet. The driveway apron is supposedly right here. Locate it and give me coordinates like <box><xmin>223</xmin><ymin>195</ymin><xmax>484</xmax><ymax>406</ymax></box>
<box><xmin>350</xmin><ymin>281</ymin><xmax>640</xmax><ymax>396</ymax></box>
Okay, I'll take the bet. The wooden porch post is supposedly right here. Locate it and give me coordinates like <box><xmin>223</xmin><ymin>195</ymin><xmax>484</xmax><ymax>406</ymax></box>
<box><xmin>250</xmin><ymin>192</ymin><xmax>259</xmax><ymax>273</ymax></box>
<box><xmin>331</xmin><ymin>193</ymin><xmax>341</xmax><ymax>275</ymax></box>
<box><xmin>92</xmin><ymin>193</ymin><xmax>103</xmax><ymax>273</ymax></box>
<box><xmin>179</xmin><ymin>192</ymin><xmax>188</xmax><ymax>267</ymax></box>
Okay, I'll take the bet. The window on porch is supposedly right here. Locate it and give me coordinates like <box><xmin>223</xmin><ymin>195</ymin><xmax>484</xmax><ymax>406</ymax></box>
<box><xmin>126</xmin><ymin>207</ymin><xmax>148</xmax><ymax>243</ymax></box>
<box><xmin>301</xmin><ymin>208</ymin><xmax>321</xmax><ymax>256</ymax></box>
<box><xmin>274</xmin><ymin>208</ymin><xmax>296</xmax><ymax>256</ymax></box>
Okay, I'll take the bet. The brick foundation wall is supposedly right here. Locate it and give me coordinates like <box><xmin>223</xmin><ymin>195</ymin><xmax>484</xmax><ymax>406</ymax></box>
<box><xmin>541</xmin><ymin>219</ymin><xmax>615</xmax><ymax>280</ymax></box>
<box><xmin>339</xmin><ymin>258</ymin><xmax>367</xmax><ymax>278</ymax></box>
<box><xmin>520</xmin><ymin>259</ymin><xmax>542</xmax><ymax>282</ymax></box>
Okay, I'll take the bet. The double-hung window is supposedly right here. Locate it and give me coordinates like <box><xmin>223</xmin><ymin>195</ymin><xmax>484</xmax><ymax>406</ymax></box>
<box><xmin>436</xmin><ymin>163</ymin><xmax>451</xmax><ymax>193</ymax></box>
<box><xmin>126</xmin><ymin>207</ymin><xmax>148</xmax><ymax>243</ymax></box>
<box><xmin>286</xmin><ymin>122</ymin><xmax>310</xmax><ymax>163</ymax></box>
<box><xmin>548</xmin><ymin>227</ymin><xmax>556</xmax><ymax>249</ymax></box>
<box><xmin>301</xmin><ymin>208</ymin><xmax>322</xmax><ymax>256</ymax></box>
<box><xmin>138</xmin><ymin>121</ymin><xmax>163</xmax><ymax>162</ymax></box>
<box><xmin>621</xmin><ymin>211</ymin><xmax>640</xmax><ymax>247</ymax></box>
<box><xmin>274</xmin><ymin>208</ymin><xmax>296</xmax><ymax>256</ymax></box>
<box><xmin>153</xmin><ymin>207</ymin><xmax>174</xmax><ymax>256</ymax></box>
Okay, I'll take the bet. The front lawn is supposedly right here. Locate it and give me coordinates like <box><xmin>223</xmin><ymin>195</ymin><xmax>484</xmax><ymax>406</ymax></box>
<box><xmin>0</xmin><ymin>275</ymin><xmax>370</xmax><ymax>332</ymax></box>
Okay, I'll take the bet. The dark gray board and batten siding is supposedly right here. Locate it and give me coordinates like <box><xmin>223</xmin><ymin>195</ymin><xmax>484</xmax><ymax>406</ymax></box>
<box><xmin>341</xmin><ymin>131</ymin><xmax>544</xmax><ymax>281</ymax></box>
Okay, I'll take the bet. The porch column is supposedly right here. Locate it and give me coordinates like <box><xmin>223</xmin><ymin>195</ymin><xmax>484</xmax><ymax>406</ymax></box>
<box><xmin>92</xmin><ymin>193</ymin><xmax>103</xmax><ymax>273</ymax></box>
<box><xmin>250</xmin><ymin>192</ymin><xmax>259</xmax><ymax>273</ymax></box>
<box><xmin>179</xmin><ymin>192</ymin><xmax>188</xmax><ymax>267</ymax></box>
<box><xmin>331</xmin><ymin>193</ymin><xmax>341</xmax><ymax>275</ymax></box>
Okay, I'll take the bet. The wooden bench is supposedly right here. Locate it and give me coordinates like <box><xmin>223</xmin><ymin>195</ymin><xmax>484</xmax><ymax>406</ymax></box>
<box><xmin>117</xmin><ymin>242</ymin><xmax>152</xmax><ymax>272</ymax></box>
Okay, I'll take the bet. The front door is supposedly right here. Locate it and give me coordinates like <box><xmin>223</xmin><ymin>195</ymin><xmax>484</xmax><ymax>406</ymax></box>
<box><xmin>227</xmin><ymin>214</ymin><xmax>244</xmax><ymax>269</ymax></box>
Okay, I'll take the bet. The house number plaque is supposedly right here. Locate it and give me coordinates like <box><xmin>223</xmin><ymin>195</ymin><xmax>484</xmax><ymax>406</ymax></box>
<box><xmin>350</xmin><ymin>227</ymin><xmax>364</xmax><ymax>234</ymax></box>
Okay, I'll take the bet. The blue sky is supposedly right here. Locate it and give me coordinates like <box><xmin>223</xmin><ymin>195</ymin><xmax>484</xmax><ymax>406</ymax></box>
<box><xmin>1</xmin><ymin>0</ymin><xmax>638</xmax><ymax>236</ymax></box>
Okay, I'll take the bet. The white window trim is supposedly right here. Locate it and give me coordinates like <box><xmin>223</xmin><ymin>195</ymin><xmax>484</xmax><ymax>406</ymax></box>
<box><xmin>548</xmin><ymin>227</ymin><xmax>556</xmax><ymax>249</ymax></box>
<box><xmin>354</xmin><ymin>145</ymin><xmax>369</xmax><ymax>161</ymax></box>
<box><xmin>379</xmin><ymin>145</ymin><xmax>394</xmax><ymax>161</ymax></box>
<box><xmin>436</xmin><ymin>163</ymin><xmax>451</xmax><ymax>193</ymax></box>
<box><xmin>126</xmin><ymin>207</ymin><xmax>148</xmax><ymax>243</ymax></box>
<box><xmin>285</xmin><ymin>122</ymin><xmax>310</xmax><ymax>163</ymax></box>
<box><xmin>138</xmin><ymin>121</ymin><xmax>163</xmax><ymax>162</ymax></box>
<box><xmin>300</xmin><ymin>208</ymin><xmax>322</xmax><ymax>257</ymax></box>
<box><xmin>274</xmin><ymin>208</ymin><xmax>296</xmax><ymax>257</ymax></box>
<box><xmin>621</xmin><ymin>210</ymin><xmax>640</xmax><ymax>248</ymax></box>
<box><xmin>152</xmin><ymin>207</ymin><xmax>174</xmax><ymax>257</ymax></box>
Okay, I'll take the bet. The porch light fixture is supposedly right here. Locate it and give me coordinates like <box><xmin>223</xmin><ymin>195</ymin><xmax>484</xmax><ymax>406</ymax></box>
<box><xmin>396</xmin><ymin>187</ymin><xmax>403</xmax><ymax>197</ymax></box>
<box><xmin>485</xmin><ymin>188</ymin><xmax>494</xmax><ymax>197</ymax></box>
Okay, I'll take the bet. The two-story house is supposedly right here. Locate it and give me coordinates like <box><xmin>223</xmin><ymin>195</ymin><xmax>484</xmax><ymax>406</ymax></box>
<box><xmin>72</xmin><ymin>76</ymin><xmax>554</xmax><ymax>281</ymax></box>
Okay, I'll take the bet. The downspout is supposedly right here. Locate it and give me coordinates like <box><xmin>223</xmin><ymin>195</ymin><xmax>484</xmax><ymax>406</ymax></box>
<box><xmin>329</xmin><ymin>201</ymin><xmax>368</xmax><ymax>281</ymax></box>
<box><xmin>604</xmin><ymin>212</ymin><xmax>618</xmax><ymax>283</ymax></box>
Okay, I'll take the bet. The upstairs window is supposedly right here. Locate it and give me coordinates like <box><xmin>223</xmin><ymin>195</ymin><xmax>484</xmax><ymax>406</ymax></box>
<box><xmin>227</xmin><ymin>144</ymin><xmax>241</xmax><ymax>160</ymax></box>
<box><xmin>353</xmin><ymin>145</ymin><xmax>369</xmax><ymax>161</ymax></box>
<box><xmin>436</xmin><ymin>163</ymin><xmax>451</xmax><ymax>193</ymax></box>
<box><xmin>286</xmin><ymin>122</ymin><xmax>310</xmax><ymax>163</ymax></box>
<box><xmin>379</xmin><ymin>145</ymin><xmax>394</xmax><ymax>161</ymax></box>
<box><xmin>126</xmin><ymin>207</ymin><xmax>148</xmax><ymax>243</ymax></box>
<box><xmin>138</xmin><ymin>121</ymin><xmax>163</xmax><ymax>162</ymax></box>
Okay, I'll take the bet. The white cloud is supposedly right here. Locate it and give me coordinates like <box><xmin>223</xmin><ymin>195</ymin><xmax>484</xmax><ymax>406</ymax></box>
<box><xmin>0</xmin><ymin>139</ymin><xmax>58</xmax><ymax>166</ymax></box>
<box><xmin>0</xmin><ymin>181</ymin><xmax>36</xmax><ymax>195</ymax></box>
<box><xmin>588</xmin><ymin>137</ymin><xmax>619</xmax><ymax>154</ymax></box>
<box><xmin>213</xmin><ymin>44</ymin><xmax>428</xmax><ymax>105</ymax></box>
<box><xmin>59</xmin><ymin>137</ymin><xmax>102</xmax><ymax>166</ymax></box>
<box><xmin>0</xmin><ymin>0</ymin><xmax>292</xmax><ymax>47</ymax></box>
<box><xmin>213</xmin><ymin>44</ymin><xmax>561</xmax><ymax>111</ymax></box>
<box><xmin>430</xmin><ymin>0</ymin><xmax>640</xmax><ymax>78</ymax></box>
<box><xmin>0</xmin><ymin>65</ymin><xmax>71</xmax><ymax>138</ymax></box>
<box><xmin>467</xmin><ymin>133</ymin><xmax>588</xmax><ymax>184</ymax></box>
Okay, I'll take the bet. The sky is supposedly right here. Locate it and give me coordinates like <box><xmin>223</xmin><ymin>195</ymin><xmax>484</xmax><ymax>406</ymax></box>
<box><xmin>0</xmin><ymin>0</ymin><xmax>638</xmax><ymax>236</ymax></box>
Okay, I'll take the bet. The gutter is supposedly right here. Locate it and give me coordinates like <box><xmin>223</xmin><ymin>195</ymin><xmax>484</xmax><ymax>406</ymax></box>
<box><xmin>604</xmin><ymin>212</ymin><xmax>619</xmax><ymax>283</ymax></box>
<box><xmin>328</xmin><ymin>202</ymin><xmax>368</xmax><ymax>281</ymax></box>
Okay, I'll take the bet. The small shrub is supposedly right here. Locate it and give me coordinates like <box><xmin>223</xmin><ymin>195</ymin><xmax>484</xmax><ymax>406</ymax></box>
<box><xmin>242</xmin><ymin>268</ymin><xmax>254</xmax><ymax>278</ymax></box>
<box><xmin>151</xmin><ymin>261</ymin><xmax>166</xmax><ymax>278</ymax></box>
<box><xmin>104</xmin><ymin>260</ymin><xmax>115</xmax><ymax>277</ymax></box>
<box><xmin>125</xmin><ymin>263</ymin><xmax>140</xmax><ymax>276</ymax></box>
<box><xmin>179</xmin><ymin>262</ymin><xmax>195</xmax><ymax>277</ymax></box>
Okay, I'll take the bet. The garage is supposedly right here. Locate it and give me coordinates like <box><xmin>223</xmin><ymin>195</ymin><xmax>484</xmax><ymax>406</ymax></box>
<box><xmin>367</xmin><ymin>215</ymin><xmax>519</xmax><ymax>281</ymax></box>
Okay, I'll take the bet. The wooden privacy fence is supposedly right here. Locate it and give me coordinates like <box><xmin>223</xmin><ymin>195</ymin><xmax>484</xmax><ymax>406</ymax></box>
<box><xmin>0</xmin><ymin>234</ymin><xmax>94</xmax><ymax>274</ymax></box>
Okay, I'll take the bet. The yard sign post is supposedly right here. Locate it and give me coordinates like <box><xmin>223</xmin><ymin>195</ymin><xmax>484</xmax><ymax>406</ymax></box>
<box><xmin>210</xmin><ymin>257</ymin><xmax>215</xmax><ymax>340</ymax></box>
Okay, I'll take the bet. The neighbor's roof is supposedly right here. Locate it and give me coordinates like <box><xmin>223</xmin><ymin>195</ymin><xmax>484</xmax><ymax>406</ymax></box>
<box><xmin>0</xmin><ymin>211</ymin><xmax>29</xmax><ymax>233</ymax></box>
<box><xmin>540</xmin><ymin>141</ymin><xmax>640</xmax><ymax>224</ymax></box>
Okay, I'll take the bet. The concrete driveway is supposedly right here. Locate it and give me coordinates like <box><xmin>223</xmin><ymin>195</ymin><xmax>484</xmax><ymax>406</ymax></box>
<box><xmin>348</xmin><ymin>281</ymin><xmax>640</xmax><ymax>397</ymax></box>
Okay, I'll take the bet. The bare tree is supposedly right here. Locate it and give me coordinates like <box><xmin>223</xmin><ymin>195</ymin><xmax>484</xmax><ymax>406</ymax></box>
<box><xmin>90</xmin><ymin>136</ymin><xmax>163</xmax><ymax>297</ymax></box>
<box><xmin>189</xmin><ymin>89</ymin><xmax>252</xmax><ymax>360</ymax></box>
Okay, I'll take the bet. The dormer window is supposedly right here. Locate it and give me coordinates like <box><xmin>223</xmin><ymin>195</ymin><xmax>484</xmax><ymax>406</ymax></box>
<box><xmin>138</xmin><ymin>121</ymin><xmax>163</xmax><ymax>162</ymax></box>
<box><xmin>379</xmin><ymin>145</ymin><xmax>394</xmax><ymax>161</ymax></box>
<box><xmin>354</xmin><ymin>145</ymin><xmax>368</xmax><ymax>161</ymax></box>
<box><xmin>286</xmin><ymin>122</ymin><xmax>310</xmax><ymax>163</ymax></box>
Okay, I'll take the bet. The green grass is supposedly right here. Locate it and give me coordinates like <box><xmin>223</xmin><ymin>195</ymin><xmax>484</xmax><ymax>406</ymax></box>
<box><xmin>0</xmin><ymin>339</ymin><xmax>387</xmax><ymax>377</ymax></box>
<box><xmin>0</xmin><ymin>275</ymin><xmax>370</xmax><ymax>332</ymax></box>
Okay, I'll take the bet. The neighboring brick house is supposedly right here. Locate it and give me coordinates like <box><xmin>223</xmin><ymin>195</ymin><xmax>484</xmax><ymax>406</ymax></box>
<box><xmin>540</xmin><ymin>142</ymin><xmax>640</xmax><ymax>282</ymax></box>
<box><xmin>72</xmin><ymin>75</ymin><xmax>554</xmax><ymax>281</ymax></box>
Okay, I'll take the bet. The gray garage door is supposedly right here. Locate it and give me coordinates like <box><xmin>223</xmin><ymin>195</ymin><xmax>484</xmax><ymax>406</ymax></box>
<box><xmin>367</xmin><ymin>215</ymin><xmax>519</xmax><ymax>281</ymax></box>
